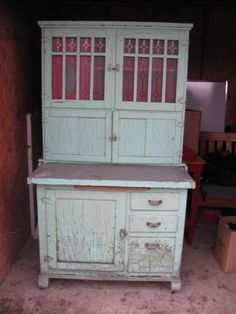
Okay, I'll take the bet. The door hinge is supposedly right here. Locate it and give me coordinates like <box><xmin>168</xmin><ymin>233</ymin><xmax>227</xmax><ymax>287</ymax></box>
<box><xmin>44</xmin><ymin>255</ymin><xmax>53</xmax><ymax>262</ymax></box>
<box><xmin>41</xmin><ymin>196</ymin><xmax>52</xmax><ymax>205</ymax></box>
<box><xmin>42</xmin><ymin>116</ymin><xmax>48</xmax><ymax>124</ymax></box>
<box><xmin>175</xmin><ymin>151</ymin><xmax>182</xmax><ymax>158</ymax></box>
<box><xmin>177</xmin><ymin>121</ymin><xmax>184</xmax><ymax>128</ymax></box>
<box><xmin>177</xmin><ymin>97</ymin><xmax>186</xmax><ymax>105</ymax></box>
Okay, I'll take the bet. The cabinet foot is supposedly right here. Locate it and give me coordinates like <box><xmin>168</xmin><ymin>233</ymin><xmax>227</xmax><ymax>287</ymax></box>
<box><xmin>38</xmin><ymin>275</ymin><xmax>49</xmax><ymax>288</ymax></box>
<box><xmin>171</xmin><ymin>279</ymin><xmax>182</xmax><ymax>292</ymax></box>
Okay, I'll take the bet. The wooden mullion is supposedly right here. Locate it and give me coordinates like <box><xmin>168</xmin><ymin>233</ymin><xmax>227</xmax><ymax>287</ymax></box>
<box><xmin>161</xmin><ymin>40</ymin><xmax>167</xmax><ymax>103</ymax></box>
<box><xmin>147</xmin><ymin>40</ymin><xmax>153</xmax><ymax>102</ymax></box>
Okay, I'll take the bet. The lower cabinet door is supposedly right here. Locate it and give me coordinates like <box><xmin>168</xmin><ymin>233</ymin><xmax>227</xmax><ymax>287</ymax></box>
<box><xmin>45</xmin><ymin>189</ymin><xmax>127</xmax><ymax>272</ymax></box>
<box><xmin>128</xmin><ymin>236</ymin><xmax>175</xmax><ymax>273</ymax></box>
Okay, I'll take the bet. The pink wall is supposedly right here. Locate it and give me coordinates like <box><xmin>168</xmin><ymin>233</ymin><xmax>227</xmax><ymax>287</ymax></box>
<box><xmin>0</xmin><ymin>5</ymin><xmax>32</xmax><ymax>281</ymax></box>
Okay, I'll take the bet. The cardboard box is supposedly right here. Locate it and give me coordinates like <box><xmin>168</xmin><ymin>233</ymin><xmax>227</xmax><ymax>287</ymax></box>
<box><xmin>184</xmin><ymin>110</ymin><xmax>201</xmax><ymax>153</ymax></box>
<box><xmin>215</xmin><ymin>216</ymin><xmax>236</xmax><ymax>272</ymax></box>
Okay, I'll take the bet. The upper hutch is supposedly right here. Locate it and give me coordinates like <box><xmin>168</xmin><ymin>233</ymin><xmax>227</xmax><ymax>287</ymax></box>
<box><xmin>40</xmin><ymin>21</ymin><xmax>191</xmax><ymax>165</ymax></box>
<box><xmin>30</xmin><ymin>21</ymin><xmax>194</xmax><ymax>291</ymax></box>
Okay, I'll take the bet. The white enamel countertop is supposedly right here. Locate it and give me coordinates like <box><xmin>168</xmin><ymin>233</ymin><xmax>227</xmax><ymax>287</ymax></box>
<box><xmin>28</xmin><ymin>163</ymin><xmax>195</xmax><ymax>189</ymax></box>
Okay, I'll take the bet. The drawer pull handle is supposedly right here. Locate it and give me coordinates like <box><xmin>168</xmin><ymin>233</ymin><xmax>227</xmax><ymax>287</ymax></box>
<box><xmin>148</xmin><ymin>200</ymin><xmax>163</xmax><ymax>206</ymax></box>
<box><xmin>145</xmin><ymin>242</ymin><xmax>160</xmax><ymax>250</ymax></box>
<box><xmin>146</xmin><ymin>222</ymin><xmax>161</xmax><ymax>228</ymax></box>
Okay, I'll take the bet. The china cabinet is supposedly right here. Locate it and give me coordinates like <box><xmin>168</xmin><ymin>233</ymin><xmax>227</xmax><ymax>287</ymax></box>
<box><xmin>29</xmin><ymin>21</ymin><xmax>194</xmax><ymax>291</ymax></box>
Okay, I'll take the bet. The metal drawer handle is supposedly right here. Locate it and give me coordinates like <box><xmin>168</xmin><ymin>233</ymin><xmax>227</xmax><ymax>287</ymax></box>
<box><xmin>146</xmin><ymin>222</ymin><xmax>161</xmax><ymax>228</ymax></box>
<box><xmin>148</xmin><ymin>200</ymin><xmax>163</xmax><ymax>206</ymax></box>
<box><xmin>145</xmin><ymin>242</ymin><xmax>160</xmax><ymax>250</ymax></box>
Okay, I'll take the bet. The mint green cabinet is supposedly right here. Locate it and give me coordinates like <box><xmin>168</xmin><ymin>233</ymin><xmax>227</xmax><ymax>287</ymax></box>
<box><xmin>33</xmin><ymin>22</ymin><xmax>194</xmax><ymax>292</ymax></box>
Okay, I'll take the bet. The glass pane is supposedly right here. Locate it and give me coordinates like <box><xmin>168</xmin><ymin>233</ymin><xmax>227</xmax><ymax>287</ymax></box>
<box><xmin>52</xmin><ymin>37</ymin><xmax>63</xmax><ymax>52</ymax></box>
<box><xmin>167</xmin><ymin>40</ymin><xmax>179</xmax><ymax>55</ymax></box>
<box><xmin>124</xmin><ymin>38</ymin><xmax>136</xmax><ymax>54</ymax></box>
<box><xmin>80</xmin><ymin>38</ymin><xmax>91</xmax><ymax>53</ymax></box>
<box><xmin>153</xmin><ymin>40</ymin><xmax>164</xmax><ymax>55</ymax></box>
<box><xmin>52</xmin><ymin>56</ymin><xmax>62</xmax><ymax>99</ymax></box>
<box><xmin>138</xmin><ymin>39</ymin><xmax>150</xmax><ymax>54</ymax></box>
<box><xmin>65</xmin><ymin>56</ymin><xmax>76</xmax><ymax>100</ymax></box>
<box><xmin>66</xmin><ymin>37</ymin><xmax>77</xmax><ymax>52</ymax></box>
<box><xmin>151</xmin><ymin>58</ymin><xmax>163</xmax><ymax>102</ymax></box>
<box><xmin>79</xmin><ymin>56</ymin><xmax>91</xmax><ymax>100</ymax></box>
<box><xmin>93</xmin><ymin>56</ymin><xmax>105</xmax><ymax>100</ymax></box>
<box><xmin>137</xmin><ymin>57</ymin><xmax>149</xmax><ymax>102</ymax></box>
<box><xmin>165</xmin><ymin>59</ymin><xmax>178</xmax><ymax>103</ymax></box>
<box><xmin>94</xmin><ymin>38</ymin><xmax>106</xmax><ymax>53</ymax></box>
<box><xmin>122</xmin><ymin>57</ymin><xmax>134</xmax><ymax>101</ymax></box>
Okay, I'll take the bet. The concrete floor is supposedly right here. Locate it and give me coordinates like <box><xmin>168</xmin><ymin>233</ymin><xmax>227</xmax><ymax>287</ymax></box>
<box><xmin>0</xmin><ymin>223</ymin><xmax>236</xmax><ymax>314</ymax></box>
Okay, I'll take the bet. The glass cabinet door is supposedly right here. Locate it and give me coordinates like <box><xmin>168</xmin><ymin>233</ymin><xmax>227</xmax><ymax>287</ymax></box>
<box><xmin>115</xmin><ymin>30</ymin><xmax>188</xmax><ymax>111</ymax></box>
<box><xmin>43</xmin><ymin>29</ymin><xmax>115</xmax><ymax>109</ymax></box>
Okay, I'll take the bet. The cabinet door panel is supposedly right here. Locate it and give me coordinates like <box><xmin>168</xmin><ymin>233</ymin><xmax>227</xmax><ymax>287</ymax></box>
<box><xmin>56</xmin><ymin>199</ymin><xmax>116</xmax><ymax>263</ymax></box>
<box><xmin>44</xmin><ymin>109</ymin><xmax>112</xmax><ymax>162</ymax></box>
<box><xmin>46</xmin><ymin>189</ymin><xmax>127</xmax><ymax>271</ymax></box>
<box><xmin>112</xmin><ymin>111</ymin><xmax>183</xmax><ymax>164</ymax></box>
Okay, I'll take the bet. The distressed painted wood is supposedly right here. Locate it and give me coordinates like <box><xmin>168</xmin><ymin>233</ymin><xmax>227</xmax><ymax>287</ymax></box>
<box><xmin>35</xmin><ymin>184</ymin><xmax>189</xmax><ymax>291</ymax></box>
<box><xmin>128</xmin><ymin>236</ymin><xmax>175</xmax><ymax>273</ymax></box>
<box><xmin>130</xmin><ymin>191</ymin><xmax>180</xmax><ymax>211</ymax></box>
<box><xmin>46</xmin><ymin>189</ymin><xmax>126</xmax><ymax>271</ymax></box>
<box><xmin>129</xmin><ymin>214</ymin><xmax>178</xmax><ymax>233</ymax></box>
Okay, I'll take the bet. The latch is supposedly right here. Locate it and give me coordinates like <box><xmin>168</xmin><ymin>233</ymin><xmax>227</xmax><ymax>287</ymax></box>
<box><xmin>109</xmin><ymin>133</ymin><xmax>118</xmax><ymax>142</ymax></box>
<box><xmin>108</xmin><ymin>64</ymin><xmax>120</xmax><ymax>72</ymax></box>
<box><xmin>119</xmin><ymin>229</ymin><xmax>128</xmax><ymax>238</ymax></box>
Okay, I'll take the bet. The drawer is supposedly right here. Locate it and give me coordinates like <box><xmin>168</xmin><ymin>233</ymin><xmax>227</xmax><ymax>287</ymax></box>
<box><xmin>129</xmin><ymin>214</ymin><xmax>178</xmax><ymax>233</ymax></box>
<box><xmin>130</xmin><ymin>192</ymin><xmax>179</xmax><ymax>211</ymax></box>
<box><xmin>128</xmin><ymin>236</ymin><xmax>175</xmax><ymax>273</ymax></box>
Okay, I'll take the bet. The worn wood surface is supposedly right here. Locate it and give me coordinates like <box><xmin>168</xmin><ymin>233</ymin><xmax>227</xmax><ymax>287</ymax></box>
<box><xmin>29</xmin><ymin>163</ymin><xmax>195</xmax><ymax>188</ymax></box>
